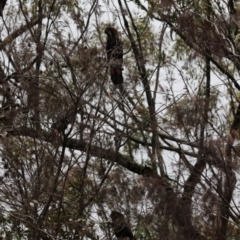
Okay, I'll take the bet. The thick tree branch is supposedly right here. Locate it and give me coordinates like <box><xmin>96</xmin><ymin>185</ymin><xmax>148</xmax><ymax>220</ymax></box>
<box><xmin>0</xmin><ymin>16</ymin><xmax>46</xmax><ymax>51</ymax></box>
<box><xmin>9</xmin><ymin>126</ymin><xmax>155</xmax><ymax>177</ymax></box>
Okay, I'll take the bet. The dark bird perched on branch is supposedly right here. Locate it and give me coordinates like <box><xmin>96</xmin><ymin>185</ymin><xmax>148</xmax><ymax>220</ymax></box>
<box><xmin>105</xmin><ymin>27</ymin><xmax>123</xmax><ymax>85</ymax></box>
<box><xmin>228</xmin><ymin>0</ymin><xmax>235</xmax><ymax>14</ymax></box>
<box><xmin>51</xmin><ymin>107</ymin><xmax>76</xmax><ymax>137</ymax></box>
<box><xmin>231</xmin><ymin>102</ymin><xmax>240</xmax><ymax>131</ymax></box>
<box><xmin>110</xmin><ymin>211</ymin><xmax>135</xmax><ymax>240</ymax></box>
<box><xmin>227</xmin><ymin>102</ymin><xmax>240</xmax><ymax>156</ymax></box>
<box><xmin>0</xmin><ymin>0</ymin><xmax>7</xmax><ymax>17</ymax></box>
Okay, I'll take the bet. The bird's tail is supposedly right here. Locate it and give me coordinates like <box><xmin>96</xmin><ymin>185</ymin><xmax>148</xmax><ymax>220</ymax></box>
<box><xmin>110</xmin><ymin>67</ymin><xmax>123</xmax><ymax>85</ymax></box>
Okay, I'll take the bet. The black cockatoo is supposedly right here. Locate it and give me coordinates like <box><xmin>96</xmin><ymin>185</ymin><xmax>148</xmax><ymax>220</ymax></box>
<box><xmin>110</xmin><ymin>211</ymin><xmax>135</xmax><ymax>239</ymax></box>
<box><xmin>51</xmin><ymin>108</ymin><xmax>76</xmax><ymax>136</ymax></box>
<box><xmin>51</xmin><ymin>114</ymin><xmax>69</xmax><ymax>136</ymax></box>
<box><xmin>105</xmin><ymin>27</ymin><xmax>123</xmax><ymax>85</ymax></box>
<box><xmin>0</xmin><ymin>0</ymin><xmax>7</xmax><ymax>17</ymax></box>
<box><xmin>231</xmin><ymin>102</ymin><xmax>240</xmax><ymax>131</ymax></box>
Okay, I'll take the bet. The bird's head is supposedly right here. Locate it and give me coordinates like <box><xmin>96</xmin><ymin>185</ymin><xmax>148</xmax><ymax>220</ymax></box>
<box><xmin>105</xmin><ymin>27</ymin><xmax>118</xmax><ymax>37</ymax></box>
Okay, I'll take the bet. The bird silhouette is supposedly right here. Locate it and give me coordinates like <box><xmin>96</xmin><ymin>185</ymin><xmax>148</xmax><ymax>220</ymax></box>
<box><xmin>105</xmin><ymin>27</ymin><xmax>123</xmax><ymax>85</ymax></box>
<box><xmin>110</xmin><ymin>211</ymin><xmax>135</xmax><ymax>239</ymax></box>
<box><xmin>0</xmin><ymin>0</ymin><xmax>7</xmax><ymax>17</ymax></box>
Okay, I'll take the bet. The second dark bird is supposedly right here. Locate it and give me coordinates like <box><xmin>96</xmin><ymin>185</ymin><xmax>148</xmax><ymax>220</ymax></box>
<box><xmin>105</xmin><ymin>27</ymin><xmax>123</xmax><ymax>85</ymax></box>
<box><xmin>0</xmin><ymin>0</ymin><xmax>7</xmax><ymax>17</ymax></box>
<box><xmin>51</xmin><ymin>108</ymin><xmax>76</xmax><ymax>137</ymax></box>
<box><xmin>231</xmin><ymin>102</ymin><xmax>240</xmax><ymax>131</ymax></box>
<box><xmin>110</xmin><ymin>211</ymin><xmax>135</xmax><ymax>239</ymax></box>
